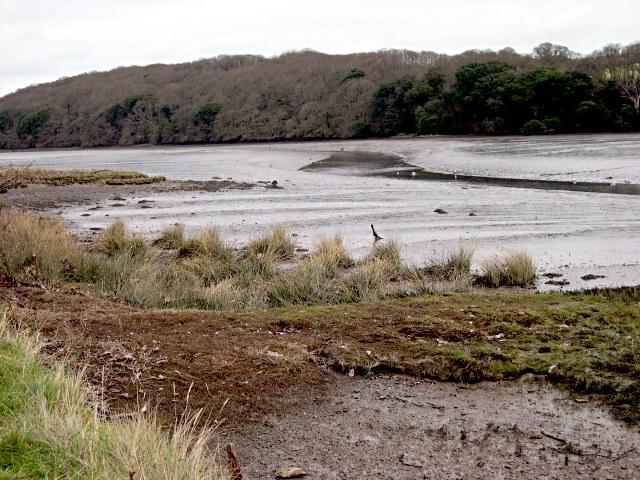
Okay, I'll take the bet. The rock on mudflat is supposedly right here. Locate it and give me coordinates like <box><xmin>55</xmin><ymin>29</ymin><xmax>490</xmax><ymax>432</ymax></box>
<box><xmin>276</xmin><ymin>466</ymin><xmax>306</xmax><ymax>478</ymax></box>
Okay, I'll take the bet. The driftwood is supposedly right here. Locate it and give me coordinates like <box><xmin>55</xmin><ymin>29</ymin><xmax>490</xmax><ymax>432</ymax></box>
<box><xmin>227</xmin><ymin>443</ymin><xmax>243</xmax><ymax>480</ymax></box>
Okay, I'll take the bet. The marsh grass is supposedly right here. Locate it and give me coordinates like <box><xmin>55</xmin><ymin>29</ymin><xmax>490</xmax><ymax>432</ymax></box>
<box><xmin>268</xmin><ymin>255</ymin><xmax>339</xmax><ymax>307</ymax></box>
<box><xmin>94</xmin><ymin>219</ymin><xmax>147</xmax><ymax>256</ymax></box>
<box><xmin>425</xmin><ymin>242</ymin><xmax>475</xmax><ymax>281</ymax></box>
<box><xmin>248</xmin><ymin>225</ymin><xmax>295</xmax><ymax>261</ymax></box>
<box><xmin>0</xmin><ymin>166</ymin><xmax>164</xmax><ymax>190</ymax></box>
<box><xmin>0</xmin><ymin>210</ymin><xmax>97</xmax><ymax>283</ymax></box>
<box><xmin>309</xmin><ymin>236</ymin><xmax>352</xmax><ymax>273</ymax></box>
<box><xmin>155</xmin><ymin>224</ymin><xmax>186</xmax><ymax>250</ymax></box>
<box><xmin>0</xmin><ymin>310</ymin><xmax>226</xmax><ymax>479</ymax></box>
<box><xmin>369</xmin><ymin>239</ymin><xmax>404</xmax><ymax>277</ymax></box>
<box><xmin>478</xmin><ymin>250</ymin><xmax>537</xmax><ymax>287</ymax></box>
<box><xmin>1</xmin><ymin>211</ymin><xmax>539</xmax><ymax>311</ymax></box>
<box><xmin>190</xmin><ymin>229</ymin><xmax>234</xmax><ymax>262</ymax></box>
<box><xmin>341</xmin><ymin>259</ymin><xmax>390</xmax><ymax>302</ymax></box>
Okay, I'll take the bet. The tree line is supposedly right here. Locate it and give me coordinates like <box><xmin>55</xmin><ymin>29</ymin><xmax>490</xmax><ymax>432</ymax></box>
<box><xmin>0</xmin><ymin>42</ymin><xmax>638</xmax><ymax>149</ymax></box>
<box><xmin>369</xmin><ymin>59</ymin><xmax>640</xmax><ymax>136</ymax></box>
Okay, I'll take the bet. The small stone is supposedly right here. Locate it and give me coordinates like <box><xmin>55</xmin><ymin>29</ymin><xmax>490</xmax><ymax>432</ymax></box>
<box><xmin>276</xmin><ymin>466</ymin><xmax>306</xmax><ymax>478</ymax></box>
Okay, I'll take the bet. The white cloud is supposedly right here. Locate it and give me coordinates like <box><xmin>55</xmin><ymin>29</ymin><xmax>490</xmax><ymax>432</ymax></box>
<box><xmin>1</xmin><ymin>0</ymin><xmax>639</xmax><ymax>97</ymax></box>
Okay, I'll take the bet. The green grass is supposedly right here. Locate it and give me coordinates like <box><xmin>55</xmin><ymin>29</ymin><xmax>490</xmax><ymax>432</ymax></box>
<box><xmin>293</xmin><ymin>290</ymin><xmax>639</xmax><ymax>422</ymax></box>
<box><xmin>0</xmin><ymin>310</ymin><xmax>227</xmax><ymax>479</ymax></box>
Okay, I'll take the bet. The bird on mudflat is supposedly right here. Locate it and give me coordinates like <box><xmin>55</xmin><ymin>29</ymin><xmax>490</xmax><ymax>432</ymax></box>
<box><xmin>371</xmin><ymin>224</ymin><xmax>383</xmax><ymax>241</ymax></box>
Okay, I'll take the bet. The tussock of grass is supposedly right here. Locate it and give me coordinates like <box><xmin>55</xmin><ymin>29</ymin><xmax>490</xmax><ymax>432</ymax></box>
<box><xmin>248</xmin><ymin>225</ymin><xmax>295</xmax><ymax>261</ymax></box>
<box><xmin>194</xmin><ymin>229</ymin><xmax>234</xmax><ymax>262</ymax></box>
<box><xmin>341</xmin><ymin>259</ymin><xmax>390</xmax><ymax>303</ymax></box>
<box><xmin>155</xmin><ymin>223</ymin><xmax>186</xmax><ymax>250</ymax></box>
<box><xmin>425</xmin><ymin>243</ymin><xmax>475</xmax><ymax>281</ymax></box>
<box><xmin>95</xmin><ymin>219</ymin><xmax>147</xmax><ymax>256</ymax></box>
<box><xmin>268</xmin><ymin>256</ymin><xmax>339</xmax><ymax>307</ymax></box>
<box><xmin>478</xmin><ymin>250</ymin><xmax>537</xmax><ymax>287</ymax></box>
<box><xmin>309</xmin><ymin>236</ymin><xmax>352</xmax><ymax>273</ymax></box>
<box><xmin>199</xmin><ymin>279</ymin><xmax>245</xmax><ymax>310</ymax></box>
<box><xmin>0</xmin><ymin>210</ymin><xmax>97</xmax><ymax>283</ymax></box>
<box><xmin>0</xmin><ymin>310</ymin><xmax>226</xmax><ymax>479</ymax></box>
<box><xmin>369</xmin><ymin>239</ymin><xmax>404</xmax><ymax>275</ymax></box>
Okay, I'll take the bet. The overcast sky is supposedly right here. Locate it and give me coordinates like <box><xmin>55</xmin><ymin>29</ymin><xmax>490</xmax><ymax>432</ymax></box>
<box><xmin>1</xmin><ymin>0</ymin><xmax>639</xmax><ymax>97</ymax></box>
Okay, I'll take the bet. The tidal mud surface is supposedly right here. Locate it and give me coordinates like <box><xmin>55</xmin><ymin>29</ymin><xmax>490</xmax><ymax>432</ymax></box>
<box><xmin>304</xmin><ymin>151</ymin><xmax>640</xmax><ymax>195</ymax></box>
<box><xmin>233</xmin><ymin>373</ymin><xmax>640</xmax><ymax>479</ymax></box>
<box><xmin>1</xmin><ymin>135</ymin><xmax>639</xmax><ymax>291</ymax></box>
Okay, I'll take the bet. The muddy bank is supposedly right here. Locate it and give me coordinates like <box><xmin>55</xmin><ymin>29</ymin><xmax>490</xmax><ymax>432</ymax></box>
<box><xmin>0</xmin><ymin>178</ymin><xmax>255</xmax><ymax>211</ymax></box>
<box><xmin>233</xmin><ymin>373</ymin><xmax>640</xmax><ymax>479</ymax></box>
<box><xmin>304</xmin><ymin>151</ymin><xmax>640</xmax><ymax>195</ymax></box>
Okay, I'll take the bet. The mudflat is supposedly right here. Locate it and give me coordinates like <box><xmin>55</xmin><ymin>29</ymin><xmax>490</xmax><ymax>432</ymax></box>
<box><xmin>0</xmin><ymin>178</ymin><xmax>254</xmax><ymax>211</ymax></box>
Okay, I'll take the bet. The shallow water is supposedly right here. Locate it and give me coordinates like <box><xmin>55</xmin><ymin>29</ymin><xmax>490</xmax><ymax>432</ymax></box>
<box><xmin>1</xmin><ymin>134</ymin><xmax>639</xmax><ymax>291</ymax></box>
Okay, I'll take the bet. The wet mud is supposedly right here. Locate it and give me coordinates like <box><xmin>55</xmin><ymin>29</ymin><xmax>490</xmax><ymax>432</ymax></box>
<box><xmin>2</xmin><ymin>135</ymin><xmax>639</xmax><ymax>291</ymax></box>
<box><xmin>233</xmin><ymin>373</ymin><xmax>640</xmax><ymax>479</ymax></box>
<box><xmin>305</xmin><ymin>151</ymin><xmax>640</xmax><ymax>195</ymax></box>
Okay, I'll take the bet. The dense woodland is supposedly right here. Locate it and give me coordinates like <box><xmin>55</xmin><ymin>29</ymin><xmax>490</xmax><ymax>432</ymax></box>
<box><xmin>0</xmin><ymin>42</ymin><xmax>639</xmax><ymax>148</ymax></box>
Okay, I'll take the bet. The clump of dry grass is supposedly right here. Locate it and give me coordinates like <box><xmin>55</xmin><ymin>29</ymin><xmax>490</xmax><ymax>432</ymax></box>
<box><xmin>94</xmin><ymin>219</ymin><xmax>147</xmax><ymax>256</ymax></box>
<box><xmin>309</xmin><ymin>235</ymin><xmax>352</xmax><ymax>273</ymax></box>
<box><xmin>425</xmin><ymin>242</ymin><xmax>475</xmax><ymax>281</ymax></box>
<box><xmin>368</xmin><ymin>239</ymin><xmax>405</xmax><ymax>279</ymax></box>
<box><xmin>176</xmin><ymin>228</ymin><xmax>234</xmax><ymax>262</ymax></box>
<box><xmin>248</xmin><ymin>225</ymin><xmax>295</xmax><ymax>261</ymax></box>
<box><xmin>154</xmin><ymin>224</ymin><xmax>186</xmax><ymax>250</ymax></box>
<box><xmin>267</xmin><ymin>255</ymin><xmax>339</xmax><ymax>307</ymax></box>
<box><xmin>478</xmin><ymin>250</ymin><xmax>537</xmax><ymax>287</ymax></box>
<box><xmin>0</xmin><ymin>209</ymin><xmax>97</xmax><ymax>283</ymax></box>
<box><xmin>341</xmin><ymin>259</ymin><xmax>390</xmax><ymax>303</ymax></box>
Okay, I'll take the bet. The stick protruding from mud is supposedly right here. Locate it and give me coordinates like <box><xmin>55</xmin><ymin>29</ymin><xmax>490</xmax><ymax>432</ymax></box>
<box><xmin>227</xmin><ymin>443</ymin><xmax>243</xmax><ymax>480</ymax></box>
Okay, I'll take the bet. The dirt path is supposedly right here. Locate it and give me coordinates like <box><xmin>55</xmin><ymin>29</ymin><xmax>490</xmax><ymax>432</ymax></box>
<box><xmin>232</xmin><ymin>374</ymin><xmax>639</xmax><ymax>479</ymax></box>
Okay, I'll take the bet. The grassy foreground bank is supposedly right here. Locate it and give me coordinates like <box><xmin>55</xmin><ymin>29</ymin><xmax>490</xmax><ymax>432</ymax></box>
<box><xmin>0</xmin><ymin>310</ymin><xmax>227</xmax><ymax>479</ymax></box>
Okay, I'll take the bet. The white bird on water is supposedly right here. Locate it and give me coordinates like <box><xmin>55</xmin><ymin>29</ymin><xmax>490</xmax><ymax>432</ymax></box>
<box><xmin>411</xmin><ymin>171</ymin><xmax>417</xmax><ymax>177</ymax></box>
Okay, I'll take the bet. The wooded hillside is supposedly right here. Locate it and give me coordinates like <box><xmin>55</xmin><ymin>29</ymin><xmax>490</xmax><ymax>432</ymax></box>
<box><xmin>1</xmin><ymin>42</ymin><xmax>639</xmax><ymax>149</ymax></box>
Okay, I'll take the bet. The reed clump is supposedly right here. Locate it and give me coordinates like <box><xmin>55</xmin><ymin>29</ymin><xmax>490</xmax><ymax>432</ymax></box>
<box><xmin>425</xmin><ymin>242</ymin><xmax>475</xmax><ymax>281</ymax></box>
<box><xmin>478</xmin><ymin>250</ymin><xmax>537</xmax><ymax>287</ymax></box>
<box><xmin>0</xmin><ymin>209</ymin><xmax>97</xmax><ymax>283</ymax></box>
<box><xmin>248</xmin><ymin>225</ymin><xmax>295</xmax><ymax>261</ymax></box>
